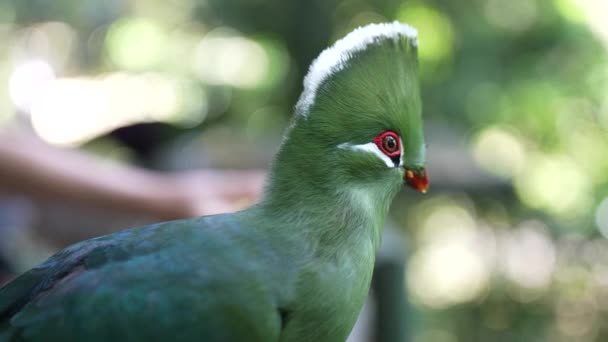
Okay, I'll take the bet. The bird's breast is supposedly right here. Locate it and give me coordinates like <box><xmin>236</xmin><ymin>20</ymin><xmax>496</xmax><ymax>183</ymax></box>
<box><xmin>280</xmin><ymin>239</ymin><xmax>376</xmax><ymax>341</ymax></box>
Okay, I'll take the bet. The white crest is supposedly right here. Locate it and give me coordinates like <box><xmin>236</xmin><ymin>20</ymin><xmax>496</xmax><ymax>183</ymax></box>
<box><xmin>295</xmin><ymin>21</ymin><xmax>418</xmax><ymax>116</ymax></box>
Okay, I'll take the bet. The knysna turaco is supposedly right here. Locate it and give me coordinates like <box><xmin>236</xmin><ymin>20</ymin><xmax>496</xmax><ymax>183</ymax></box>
<box><xmin>0</xmin><ymin>21</ymin><xmax>428</xmax><ymax>341</ymax></box>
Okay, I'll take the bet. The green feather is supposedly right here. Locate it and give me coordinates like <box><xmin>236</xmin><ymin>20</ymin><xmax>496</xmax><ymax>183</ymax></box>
<box><xmin>0</xmin><ymin>22</ymin><xmax>424</xmax><ymax>342</ymax></box>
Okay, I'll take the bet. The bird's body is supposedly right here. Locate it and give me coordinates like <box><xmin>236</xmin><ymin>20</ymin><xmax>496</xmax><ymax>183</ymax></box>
<box><xmin>1</xmin><ymin>199</ymin><xmax>379</xmax><ymax>341</ymax></box>
<box><xmin>1</xmin><ymin>22</ymin><xmax>427</xmax><ymax>341</ymax></box>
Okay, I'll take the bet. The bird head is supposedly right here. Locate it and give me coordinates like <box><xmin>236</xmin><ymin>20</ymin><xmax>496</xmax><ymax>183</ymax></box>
<box><xmin>269</xmin><ymin>22</ymin><xmax>427</xmax><ymax>209</ymax></box>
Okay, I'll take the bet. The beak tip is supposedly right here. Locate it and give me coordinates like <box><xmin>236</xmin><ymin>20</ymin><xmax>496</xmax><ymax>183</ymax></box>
<box><xmin>404</xmin><ymin>168</ymin><xmax>429</xmax><ymax>194</ymax></box>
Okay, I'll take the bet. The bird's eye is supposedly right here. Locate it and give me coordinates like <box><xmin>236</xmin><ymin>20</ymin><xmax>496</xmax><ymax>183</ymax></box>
<box><xmin>373</xmin><ymin>131</ymin><xmax>401</xmax><ymax>157</ymax></box>
<box><xmin>383</xmin><ymin>136</ymin><xmax>397</xmax><ymax>152</ymax></box>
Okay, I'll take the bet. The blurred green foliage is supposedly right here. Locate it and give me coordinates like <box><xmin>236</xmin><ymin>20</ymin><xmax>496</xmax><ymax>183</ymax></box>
<box><xmin>1</xmin><ymin>0</ymin><xmax>608</xmax><ymax>341</ymax></box>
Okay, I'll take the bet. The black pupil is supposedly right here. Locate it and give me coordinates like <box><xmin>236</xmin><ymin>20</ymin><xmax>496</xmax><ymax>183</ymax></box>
<box><xmin>385</xmin><ymin>136</ymin><xmax>396</xmax><ymax>150</ymax></box>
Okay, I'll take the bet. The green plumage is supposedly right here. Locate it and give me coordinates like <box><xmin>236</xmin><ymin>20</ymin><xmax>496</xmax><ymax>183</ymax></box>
<box><xmin>0</xmin><ymin>22</ymin><xmax>424</xmax><ymax>341</ymax></box>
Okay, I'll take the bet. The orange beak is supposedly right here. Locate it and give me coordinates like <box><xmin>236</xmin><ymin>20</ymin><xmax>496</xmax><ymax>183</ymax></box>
<box><xmin>405</xmin><ymin>168</ymin><xmax>429</xmax><ymax>193</ymax></box>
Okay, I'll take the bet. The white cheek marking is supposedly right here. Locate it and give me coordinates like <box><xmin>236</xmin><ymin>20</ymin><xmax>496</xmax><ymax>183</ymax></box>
<box><xmin>399</xmin><ymin>137</ymin><xmax>404</xmax><ymax>167</ymax></box>
<box><xmin>338</xmin><ymin>142</ymin><xmax>394</xmax><ymax>168</ymax></box>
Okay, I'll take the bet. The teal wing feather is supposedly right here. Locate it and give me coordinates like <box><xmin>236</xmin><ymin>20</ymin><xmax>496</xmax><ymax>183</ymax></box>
<box><xmin>0</xmin><ymin>214</ymin><xmax>293</xmax><ymax>342</ymax></box>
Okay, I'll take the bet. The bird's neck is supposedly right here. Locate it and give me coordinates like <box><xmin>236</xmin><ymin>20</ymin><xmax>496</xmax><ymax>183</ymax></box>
<box><xmin>256</xmin><ymin>139</ymin><xmax>394</xmax><ymax>253</ymax></box>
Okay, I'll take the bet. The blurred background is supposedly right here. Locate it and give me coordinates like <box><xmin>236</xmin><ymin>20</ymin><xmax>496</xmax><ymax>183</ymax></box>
<box><xmin>1</xmin><ymin>0</ymin><xmax>608</xmax><ymax>341</ymax></box>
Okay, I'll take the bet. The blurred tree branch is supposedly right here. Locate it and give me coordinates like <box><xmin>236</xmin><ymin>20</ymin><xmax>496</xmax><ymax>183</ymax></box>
<box><xmin>0</xmin><ymin>128</ymin><xmax>265</xmax><ymax>221</ymax></box>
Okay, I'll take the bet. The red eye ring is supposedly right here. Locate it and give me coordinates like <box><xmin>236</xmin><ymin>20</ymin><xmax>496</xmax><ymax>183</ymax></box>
<box><xmin>373</xmin><ymin>131</ymin><xmax>401</xmax><ymax>157</ymax></box>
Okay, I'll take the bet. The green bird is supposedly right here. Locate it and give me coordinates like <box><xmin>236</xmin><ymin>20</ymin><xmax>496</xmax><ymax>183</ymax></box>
<box><xmin>0</xmin><ymin>21</ymin><xmax>428</xmax><ymax>341</ymax></box>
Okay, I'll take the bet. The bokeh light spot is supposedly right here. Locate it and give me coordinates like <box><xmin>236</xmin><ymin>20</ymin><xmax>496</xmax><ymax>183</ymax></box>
<box><xmin>502</xmin><ymin>221</ymin><xmax>556</xmax><ymax>291</ymax></box>
<box><xmin>9</xmin><ymin>59</ymin><xmax>55</xmax><ymax>112</ymax></box>
<box><xmin>29</xmin><ymin>72</ymin><xmax>202</xmax><ymax>145</ymax></box>
<box><xmin>408</xmin><ymin>242</ymin><xmax>489</xmax><ymax>309</ymax></box>
<box><xmin>396</xmin><ymin>3</ymin><xmax>454</xmax><ymax>64</ymax></box>
<box><xmin>193</xmin><ymin>29</ymin><xmax>269</xmax><ymax>89</ymax></box>
<box><xmin>472</xmin><ymin>126</ymin><xmax>526</xmax><ymax>179</ymax></box>
<box><xmin>106</xmin><ymin>17</ymin><xmax>168</xmax><ymax>70</ymax></box>
<box><xmin>515</xmin><ymin>154</ymin><xmax>592</xmax><ymax>217</ymax></box>
<box><xmin>408</xmin><ymin>204</ymin><xmax>490</xmax><ymax>308</ymax></box>
<box><xmin>553</xmin><ymin>0</ymin><xmax>586</xmax><ymax>23</ymax></box>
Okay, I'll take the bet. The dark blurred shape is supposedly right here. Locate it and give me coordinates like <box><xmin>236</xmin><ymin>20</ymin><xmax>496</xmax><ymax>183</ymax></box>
<box><xmin>108</xmin><ymin>123</ymin><xmax>179</xmax><ymax>165</ymax></box>
<box><xmin>0</xmin><ymin>257</ymin><xmax>13</xmax><ymax>285</ymax></box>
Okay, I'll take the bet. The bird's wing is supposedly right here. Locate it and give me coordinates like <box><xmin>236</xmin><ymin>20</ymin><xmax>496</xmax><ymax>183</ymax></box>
<box><xmin>0</xmin><ymin>216</ymin><xmax>285</xmax><ymax>342</ymax></box>
<box><xmin>0</xmin><ymin>236</ymin><xmax>122</xmax><ymax>342</ymax></box>
<box><xmin>0</xmin><ymin>238</ymin><xmax>117</xmax><ymax>321</ymax></box>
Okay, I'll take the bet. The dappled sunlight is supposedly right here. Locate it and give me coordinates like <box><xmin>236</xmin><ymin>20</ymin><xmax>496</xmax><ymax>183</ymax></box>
<box><xmin>2</xmin><ymin>14</ymin><xmax>288</xmax><ymax>147</ymax></box>
<box><xmin>8</xmin><ymin>59</ymin><xmax>55</xmax><ymax>112</ymax></box>
<box><xmin>408</xmin><ymin>203</ymin><xmax>491</xmax><ymax>308</ymax></box>
<box><xmin>553</xmin><ymin>261</ymin><xmax>599</xmax><ymax>339</ymax></box>
<box><xmin>501</xmin><ymin>221</ymin><xmax>555</xmax><ymax>292</ymax></box>
<box><xmin>408</xmin><ymin>236</ymin><xmax>490</xmax><ymax>308</ymax></box>
<box><xmin>472</xmin><ymin>126</ymin><xmax>526</xmax><ymax>179</ymax></box>
<box><xmin>406</xmin><ymin>194</ymin><xmax>608</xmax><ymax>340</ymax></box>
<box><xmin>559</xmin><ymin>0</ymin><xmax>608</xmax><ymax>50</ymax></box>
<box><xmin>514</xmin><ymin>154</ymin><xmax>592</xmax><ymax>218</ymax></box>
<box><xmin>106</xmin><ymin>17</ymin><xmax>169</xmax><ymax>70</ymax></box>
<box><xmin>396</xmin><ymin>2</ymin><xmax>453</xmax><ymax>81</ymax></box>
<box><xmin>29</xmin><ymin>72</ymin><xmax>207</xmax><ymax>145</ymax></box>
<box><xmin>556</xmin><ymin>100</ymin><xmax>608</xmax><ymax>183</ymax></box>
<box><xmin>193</xmin><ymin>29</ymin><xmax>270</xmax><ymax>89</ymax></box>
<box><xmin>396</xmin><ymin>4</ymin><xmax>453</xmax><ymax>64</ymax></box>
<box><xmin>10</xmin><ymin>21</ymin><xmax>76</xmax><ymax>71</ymax></box>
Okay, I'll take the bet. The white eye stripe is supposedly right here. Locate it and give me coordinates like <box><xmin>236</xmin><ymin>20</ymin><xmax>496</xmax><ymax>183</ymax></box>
<box><xmin>399</xmin><ymin>137</ymin><xmax>404</xmax><ymax>167</ymax></box>
<box><xmin>338</xmin><ymin>138</ymin><xmax>404</xmax><ymax>168</ymax></box>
